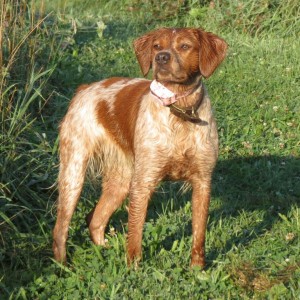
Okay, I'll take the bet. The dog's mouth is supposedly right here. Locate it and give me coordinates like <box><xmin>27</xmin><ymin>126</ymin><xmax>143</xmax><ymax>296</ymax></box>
<box><xmin>154</xmin><ymin>68</ymin><xmax>188</xmax><ymax>84</ymax></box>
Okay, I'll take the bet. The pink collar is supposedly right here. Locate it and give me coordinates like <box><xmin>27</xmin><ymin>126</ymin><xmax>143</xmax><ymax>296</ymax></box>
<box><xmin>150</xmin><ymin>80</ymin><xmax>200</xmax><ymax>106</ymax></box>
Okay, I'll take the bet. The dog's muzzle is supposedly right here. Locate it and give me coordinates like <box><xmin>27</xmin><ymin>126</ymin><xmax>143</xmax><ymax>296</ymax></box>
<box><xmin>155</xmin><ymin>52</ymin><xmax>170</xmax><ymax>65</ymax></box>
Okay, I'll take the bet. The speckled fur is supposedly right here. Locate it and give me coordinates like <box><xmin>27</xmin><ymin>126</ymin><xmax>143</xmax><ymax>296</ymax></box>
<box><xmin>53</xmin><ymin>28</ymin><xmax>227</xmax><ymax>268</ymax></box>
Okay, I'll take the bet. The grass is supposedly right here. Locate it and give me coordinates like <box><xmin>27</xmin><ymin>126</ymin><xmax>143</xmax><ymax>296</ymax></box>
<box><xmin>0</xmin><ymin>0</ymin><xmax>299</xmax><ymax>299</ymax></box>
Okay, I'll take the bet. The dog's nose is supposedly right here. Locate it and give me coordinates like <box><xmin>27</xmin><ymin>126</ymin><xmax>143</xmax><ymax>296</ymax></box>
<box><xmin>155</xmin><ymin>52</ymin><xmax>170</xmax><ymax>64</ymax></box>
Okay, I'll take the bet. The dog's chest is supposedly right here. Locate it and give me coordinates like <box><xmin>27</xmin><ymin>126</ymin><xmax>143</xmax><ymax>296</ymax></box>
<box><xmin>136</xmin><ymin>104</ymin><xmax>209</xmax><ymax>179</ymax></box>
<box><xmin>165</xmin><ymin>122</ymin><xmax>205</xmax><ymax>179</ymax></box>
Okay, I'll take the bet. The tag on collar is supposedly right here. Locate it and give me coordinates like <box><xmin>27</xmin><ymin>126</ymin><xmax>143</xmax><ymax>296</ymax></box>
<box><xmin>150</xmin><ymin>80</ymin><xmax>177</xmax><ymax>106</ymax></box>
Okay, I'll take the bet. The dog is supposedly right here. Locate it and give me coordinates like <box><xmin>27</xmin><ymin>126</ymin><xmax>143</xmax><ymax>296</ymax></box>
<box><xmin>52</xmin><ymin>27</ymin><xmax>227</xmax><ymax>268</ymax></box>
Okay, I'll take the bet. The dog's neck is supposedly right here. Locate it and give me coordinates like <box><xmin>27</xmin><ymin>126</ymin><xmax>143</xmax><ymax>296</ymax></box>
<box><xmin>152</xmin><ymin>75</ymin><xmax>205</xmax><ymax>123</ymax></box>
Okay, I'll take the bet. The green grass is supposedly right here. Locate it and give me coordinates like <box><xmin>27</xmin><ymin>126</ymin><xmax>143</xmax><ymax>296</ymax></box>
<box><xmin>1</xmin><ymin>0</ymin><xmax>299</xmax><ymax>299</ymax></box>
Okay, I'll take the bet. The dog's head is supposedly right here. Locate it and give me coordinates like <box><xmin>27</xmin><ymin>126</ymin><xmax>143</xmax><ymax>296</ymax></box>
<box><xmin>133</xmin><ymin>28</ymin><xmax>227</xmax><ymax>83</ymax></box>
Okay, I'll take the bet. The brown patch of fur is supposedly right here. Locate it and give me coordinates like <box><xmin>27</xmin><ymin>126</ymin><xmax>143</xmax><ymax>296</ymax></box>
<box><xmin>96</xmin><ymin>80</ymin><xmax>150</xmax><ymax>154</ymax></box>
<box><xmin>114</xmin><ymin>80</ymin><xmax>150</xmax><ymax>152</ymax></box>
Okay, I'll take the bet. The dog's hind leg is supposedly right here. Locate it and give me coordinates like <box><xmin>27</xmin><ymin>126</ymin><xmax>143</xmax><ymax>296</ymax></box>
<box><xmin>86</xmin><ymin>169</ymin><xmax>131</xmax><ymax>246</ymax></box>
<box><xmin>52</xmin><ymin>136</ymin><xmax>89</xmax><ymax>263</ymax></box>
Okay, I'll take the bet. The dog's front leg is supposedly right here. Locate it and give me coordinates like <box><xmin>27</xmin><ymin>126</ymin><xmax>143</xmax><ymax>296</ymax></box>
<box><xmin>127</xmin><ymin>169</ymin><xmax>160</xmax><ymax>267</ymax></box>
<box><xmin>190</xmin><ymin>177</ymin><xmax>212</xmax><ymax>269</ymax></box>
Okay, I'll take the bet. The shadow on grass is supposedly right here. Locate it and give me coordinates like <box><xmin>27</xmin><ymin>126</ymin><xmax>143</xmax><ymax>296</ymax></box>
<box><xmin>207</xmin><ymin>155</ymin><xmax>299</xmax><ymax>264</ymax></box>
<box><xmin>142</xmin><ymin>155</ymin><xmax>300</xmax><ymax>263</ymax></box>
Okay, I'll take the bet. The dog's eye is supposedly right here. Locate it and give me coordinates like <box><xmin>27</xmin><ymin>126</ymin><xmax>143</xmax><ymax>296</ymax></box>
<box><xmin>153</xmin><ymin>44</ymin><xmax>161</xmax><ymax>50</ymax></box>
<box><xmin>181</xmin><ymin>44</ymin><xmax>190</xmax><ymax>50</ymax></box>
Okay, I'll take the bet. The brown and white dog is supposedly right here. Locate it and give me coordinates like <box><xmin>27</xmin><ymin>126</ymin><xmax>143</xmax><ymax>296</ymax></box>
<box><xmin>53</xmin><ymin>28</ymin><xmax>227</xmax><ymax>268</ymax></box>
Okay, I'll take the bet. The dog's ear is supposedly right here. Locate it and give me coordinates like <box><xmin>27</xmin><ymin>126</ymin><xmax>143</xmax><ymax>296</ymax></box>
<box><xmin>196</xmin><ymin>30</ymin><xmax>228</xmax><ymax>78</ymax></box>
<box><xmin>133</xmin><ymin>33</ymin><xmax>154</xmax><ymax>77</ymax></box>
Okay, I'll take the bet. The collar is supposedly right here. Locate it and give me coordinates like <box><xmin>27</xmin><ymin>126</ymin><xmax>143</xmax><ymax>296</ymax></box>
<box><xmin>150</xmin><ymin>80</ymin><xmax>199</xmax><ymax>106</ymax></box>
<box><xmin>150</xmin><ymin>80</ymin><xmax>205</xmax><ymax>123</ymax></box>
